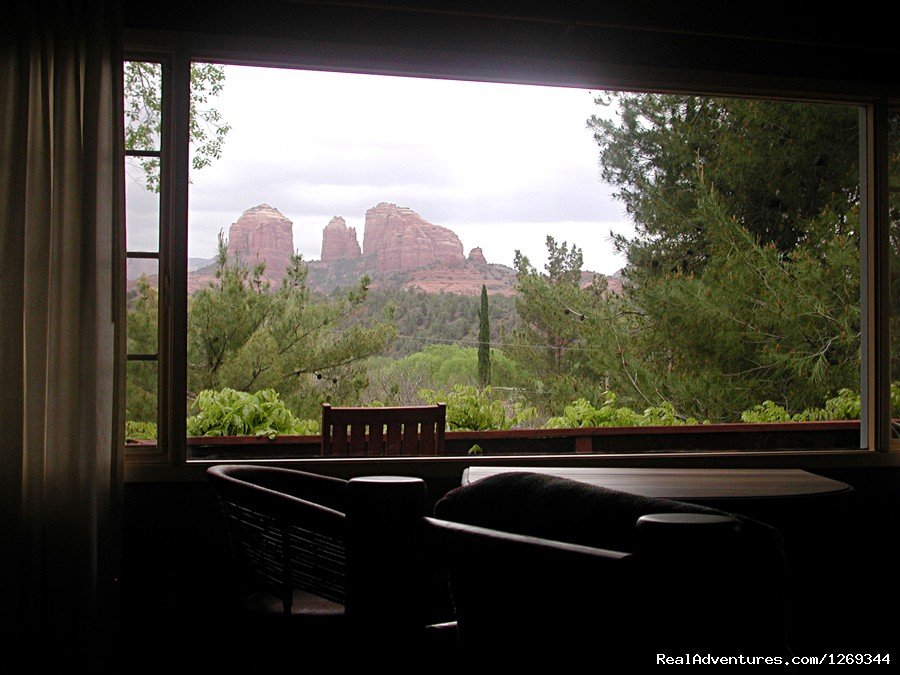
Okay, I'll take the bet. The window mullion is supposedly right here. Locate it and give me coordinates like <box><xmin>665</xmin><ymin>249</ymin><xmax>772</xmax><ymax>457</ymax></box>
<box><xmin>859</xmin><ymin>100</ymin><xmax>892</xmax><ymax>452</ymax></box>
<box><xmin>157</xmin><ymin>54</ymin><xmax>191</xmax><ymax>465</ymax></box>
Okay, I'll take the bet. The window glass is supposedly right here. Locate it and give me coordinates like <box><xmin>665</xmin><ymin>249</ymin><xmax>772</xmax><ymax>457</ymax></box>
<box><xmin>126</xmin><ymin>360</ymin><xmax>158</xmax><ymax>443</ymax></box>
<box><xmin>127</xmin><ymin>258</ymin><xmax>158</xmax><ymax>355</ymax></box>
<box><xmin>123</xmin><ymin>61</ymin><xmax>162</xmax><ymax>152</ymax></box>
<box><xmin>125</xmin><ymin>155</ymin><xmax>160</xmax><ymax>251</ymax></box>
<box><xmin>181</xmin><ymin>63</ymin><xmax>862</xmax><ymax>457</ymax></box>
<box><xmin>889</xmin><ymin>111</ymin><xmax>900</xmax><ymax>442</ymax></box>
<box><xmin>124</xmin><ymin>60</ymin><xmax>163</xmax><ymax>449</ymax></box>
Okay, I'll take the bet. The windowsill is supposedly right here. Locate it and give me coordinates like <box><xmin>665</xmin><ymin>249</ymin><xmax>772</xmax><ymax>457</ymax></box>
<box><xmin>123</xmin><ymin>419</ymin><xmax>900</xmax><ymax>483</ymax></box>
<box><xmin>124</xmin><ymin>448</ymin><xmax>900</xmax><ymax>483</ymax></box>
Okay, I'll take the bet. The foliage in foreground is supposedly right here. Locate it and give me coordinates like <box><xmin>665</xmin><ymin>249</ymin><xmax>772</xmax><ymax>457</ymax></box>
<box><xmin>509</xmin><ymin>189</ymin><xmax>861</xmax><ymax>422</ymax></box>
<box><xmin>125</xmin><ymin>420</ymin><xmax>158</xmax><ymax>442</ymax></box>
<box><xmin>741</xmin><ymin>384</ymin><xmax>900</xmax><ymax>423</ymax></box>
<box><xmin>546</xmin><ymin>393</ymin><xmax>703</xmax><ymax>428</ymax></box>
<box><xmin>187</xmin><ymin>388</ymin><xmax>319</xmax><ymax>439</ymax></box>
<box><xmin>128</xmin><ymin>382</ymin><xmax>891</xmax><ymax>442</ymax></box>
<box><xmin>193</xmin><ymin>236</ymin><xmax>395</xmax><ymax>419</ymax></box>
<box><xmin>418</xmin><ymin>385</ymin><xmax>537</xmax><ymax>431</ymax></box>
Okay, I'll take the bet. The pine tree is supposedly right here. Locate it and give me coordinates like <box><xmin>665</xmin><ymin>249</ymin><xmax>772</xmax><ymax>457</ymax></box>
<box><xmin>477</xmin><ymin>284</ymin><xmax>491</xmax><ymax>387</ymax></box>
<box><xmin>185</xmin><ymin>232</ymin><xmax>396</xmax><ymax>419</ymax></box>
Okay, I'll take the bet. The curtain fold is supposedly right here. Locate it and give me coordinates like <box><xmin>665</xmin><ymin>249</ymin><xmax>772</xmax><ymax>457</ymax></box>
<box><xmin>1</xmin><ymin>1</ymin><xmax>124</xmax><ymax>668</ymax></box>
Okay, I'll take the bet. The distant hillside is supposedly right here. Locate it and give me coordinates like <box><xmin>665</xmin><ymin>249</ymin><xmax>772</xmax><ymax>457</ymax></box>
<box><xmin>346</xmin><ymin>287</ymin><xmax>520</xmax><ymax>357</ymax></box>
<box><xmin>126</xmin><ymin>256</ymin><xmax>213</xmax><ymax>281</ymax></box>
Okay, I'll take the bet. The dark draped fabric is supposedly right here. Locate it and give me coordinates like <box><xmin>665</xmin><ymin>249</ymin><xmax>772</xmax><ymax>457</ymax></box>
<box><xmin>1</xmin><ymin>1</ymin><xmax>124</xmax><ymax>669</ymax></box>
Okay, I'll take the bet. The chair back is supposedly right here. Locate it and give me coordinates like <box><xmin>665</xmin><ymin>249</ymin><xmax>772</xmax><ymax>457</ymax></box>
<box><xmin>207</xmin><ymin>465</ymin><xmax>348</xmax><ymax>613</ymax></box>
<box><xmin>321</xmin><ymin>403</ymin><xmax>446</xmax><ymax>456</ymax></box>
<box><xmin>208</xmin><ymin>465</ymin><xmax>444</xmax><ymax>648</ymax></box>
<box><xmin>432</xmin><ymin>471</ymin><xmax>791</xmax><ymax>663</ymax></box>
<box><xmin>425</xmin><ymin>516</ymin><xmax>634</xmax><ymax>663</ymax></box>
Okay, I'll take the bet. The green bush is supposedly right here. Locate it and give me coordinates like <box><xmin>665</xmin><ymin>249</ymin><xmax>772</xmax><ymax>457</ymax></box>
<box><xmin>125</xmin><ymin>420</ymin><xmax>158</xmax><ymax>441</ymax></box>
<box><xmin>187</xmin><ymin>388</ymin><xmax>319</xmax><ymax>439</ymax></box>
<box><xmin>546</xmin><ymin>393</ymin><xmax>701</xmax><ymax>428</ymax></box>
<box><xmin>419</xmin><ymin>385</ymin><xmax>536</xmax><ymax>431</ymax></box>
<box><xmin>741</xmin><ymin>387</ymin><xmax>877</xmax><ymax>423</ymax></box>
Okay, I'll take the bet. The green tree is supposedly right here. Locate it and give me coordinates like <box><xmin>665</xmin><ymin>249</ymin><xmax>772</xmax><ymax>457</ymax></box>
<box><xmin>187</xmin><ymin>232</ymin><xmax>396</xmax><ymax>419</ymax></box>
<box><xmin>505</xmin><ymin>96</ymin><xmax>864</xmax><ymax>423</ymax></box>
<box><xmin>125</xmin><ymin>276</ymin><xmax>159</xmax><ymax>430</ymax></box>
<box><xmin>570</xmin><ymin>94</ymin><xmax>864</xmax><ymax>421</ymax></box>
<box><xmin>124</xmin><ymin>61</ymin><xmax>231</xmax><ymax>191</ymax></box>
<box><xmin>358</xmin><ymin>287</ymin><xmax>518</xmax><ymax>358</ymax></box>
<box><xmin>615</xmin><ymin>186</ymin><xmax>860</xmax><ymax>420</ymax></box>
<box><xmin>508</xmin><ymin>204</ymin><xmax>861</xmax><ymax>421</ymax></box>
<box><xmin>477</xmin><ymin>284</ymin><xmax>491</xmax><ymax>387</ymax></box>
<box><xmin>508</xmin><ymin>237</ymin><xmax>617</xmax><ymax>415</ymax></box>
<box><xmin>587</xmin><ymin>94</ymin><xmax>859</xmax><ymax>276</ymax></box>
<box><xmin>362</xmin><ymin>344</ymin><xmax>533</xmax><ymax>406</ymax></box>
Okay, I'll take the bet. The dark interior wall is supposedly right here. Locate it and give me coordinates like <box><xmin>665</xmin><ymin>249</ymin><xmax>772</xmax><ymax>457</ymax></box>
<box><xmin>121</xmin><ymin>0</ymin><xmax>900</xmax><ymax>91</ymax></box>
<box><xmin>119</xmin><ymin>0</ymin><xmax>899</xmax><ymax>664</ymax></box>
<box><xmin>123</xmin><ymin>467</ymin><xmax>900</xmax><ymax>662</ymax></box>
<box><xmin>704</xmin><ymin>467</ymin><xmax>900</xmax><ymax>655</ymax></box>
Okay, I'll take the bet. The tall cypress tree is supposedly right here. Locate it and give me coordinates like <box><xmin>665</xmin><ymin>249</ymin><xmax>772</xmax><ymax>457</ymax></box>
<box><xmin>478</xmin><ymin>284</ymin><xmax>491</xmax><ymax>387</ymax></box>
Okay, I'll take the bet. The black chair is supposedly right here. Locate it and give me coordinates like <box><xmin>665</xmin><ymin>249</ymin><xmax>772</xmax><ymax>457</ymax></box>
<box><xmin>430</xmin><ymin>471</ymin><xmax>792</xmax><ymax>667</ymax></box>
<box><xmin>206</xmin><ymin>465</ymin><xmax>348</xmax><ymax>625</ymax></box>
<box><xmin>207</xmin><ymin>465</ymin><xmax>453</xmax><ymax>656</ymax></box>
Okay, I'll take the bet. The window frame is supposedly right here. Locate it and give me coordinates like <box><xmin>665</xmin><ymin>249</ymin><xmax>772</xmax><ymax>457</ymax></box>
<box><xmin>887</xmin><ymin>106</ymin><xmax>900</xmax><ymax>450</ymax></box>
<box><xmin>123</xmin><ymin>53</ymin><xmax>168</xmax><ymax>464</ymax></box>
<box><xmin>121</xmin><ymin>34</ymin><xmax>900</xmax><ymax>481</ymax></box>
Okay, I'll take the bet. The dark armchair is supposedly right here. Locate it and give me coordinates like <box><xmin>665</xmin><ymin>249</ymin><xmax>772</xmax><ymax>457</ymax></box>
<box><xmin>430</xmin><ymin>471</ymin><xmax>792</xmax><ymax>666</ymax></box>
<box><xmin>206</xmin><ymin>465</ymin><xmax>348</xmax><ymax>619</ymax></box>
<box><xmin>207</xmin><ymin>465</ymin><xmax>450</xmax><ymax>654</ymax></box>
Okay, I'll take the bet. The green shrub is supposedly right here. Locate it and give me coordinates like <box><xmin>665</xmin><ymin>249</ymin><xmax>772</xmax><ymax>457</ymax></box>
<box><xmin>742</xmin><ymin>387</ymin><xmax>874</xmax><ymax>423</ymax></box>
<box><xmin>546</xmin><ymin>393</ymin><xmax>701</xmax><ymax>428</ymax></box>
<box><xmin>125</xmin><ymin>420</ymin><xmax>158</xmax><ymax>441</ymax></box>
<box><xmin>418</xmin><ymin>385</ymin><xmax>536</xmax><ymax>431</ymax></box>
<box><xmin>740</xmin><ymin>400</ymin><xmax>793</xmax><ymax>423</ymax></box>
<box><xmin>187</xmin><ymin>388</ymin><xmax>319</xmax><ymax>439</ymax></box>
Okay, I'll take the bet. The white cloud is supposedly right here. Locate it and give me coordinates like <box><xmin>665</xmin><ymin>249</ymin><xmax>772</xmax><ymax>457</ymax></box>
<box><xmin>182</xmin><ymin>65</ymin><xmax>630</xmax><ymax>274</ymax></box>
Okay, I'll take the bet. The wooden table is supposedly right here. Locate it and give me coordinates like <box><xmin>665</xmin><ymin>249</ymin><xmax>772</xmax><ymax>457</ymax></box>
<box><xmin>461</xmin><ymin>466</ymin><xmax>852</xmax><ymax>501</ymax></box>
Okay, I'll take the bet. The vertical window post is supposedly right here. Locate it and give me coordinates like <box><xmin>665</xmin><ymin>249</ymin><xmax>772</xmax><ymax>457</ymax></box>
<box><xmin>162</xmin><ymin>54</ymin><xmax>192</xmax><ymax>463</ymax></box>
<box><xmin>859</xmin><ymin>100</ymin><xmax>891</xmax><ymax>452</ymax></box>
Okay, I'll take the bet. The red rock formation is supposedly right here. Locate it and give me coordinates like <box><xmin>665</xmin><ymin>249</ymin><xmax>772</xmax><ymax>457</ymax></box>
<box><xmin>227</xmin><ymin>204</ymin><xmax>294</xmax><ymax>281</ymax></box>
<box><xmin>321</xmin><ymin>215</ymin><xmax>361</xmax><ymax>262</ymax></box>
<box><xmin>362</xmin><ymin>202</ymin><xmax>465</xmax><ymax>273</ymax></box>
<box><xmin>467</xmin><ymin>247</ymin><xmax>487</xmax><ymax>265</ymax></box>
<box><xmin>397</xmin><ymin>260</ymin><xmax>517</xmax><ymax>296</ymax></box>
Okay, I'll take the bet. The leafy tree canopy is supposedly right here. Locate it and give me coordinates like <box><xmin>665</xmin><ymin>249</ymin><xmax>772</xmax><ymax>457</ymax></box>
<box><xmin>508</xmin><ymin>94</ymin><xmax>863</xmax><ymax>423</ymax></box>
<box><xmin>124</xmin><ymin>61</ymin><xmax>231</xmax><ymax>191</ymax></box>
<box><xmin>587</xmin><ymin>94</ymin><xmax>859</xmax><ymax>277</ymax></box>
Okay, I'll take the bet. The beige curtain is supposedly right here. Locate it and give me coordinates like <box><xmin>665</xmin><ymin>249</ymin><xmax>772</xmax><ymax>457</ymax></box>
<box><xmin>1</xmin><ymin>1</ymin><xmax>124</xmax><ymax>668</ymax></box>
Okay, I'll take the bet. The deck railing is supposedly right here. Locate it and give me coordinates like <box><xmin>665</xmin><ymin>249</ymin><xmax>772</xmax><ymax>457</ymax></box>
<box><xmin>138</xmin><ymin>419</ymin><xmax>864</xmax><ymax>460</ymax></box>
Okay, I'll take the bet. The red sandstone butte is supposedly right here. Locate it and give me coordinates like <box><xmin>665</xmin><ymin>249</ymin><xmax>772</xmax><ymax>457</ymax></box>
<box><xmin>227</xmin><ymin>204</ymin><xmax>294</xmax><ymax>281</ymax></box>
<box><xmin>320</xmin><ymin>215</ymin><xmax>361</xmax><ymax>262</ymax></box>
<box><xmin>467</xmin><ymin>246</ymin><xmax>487</xmax><ymax>265</ymax></box>
<box><xmin>361</xmin><ymin>202</ymin><xmax>465</xmax><ymax>274</ymax></box>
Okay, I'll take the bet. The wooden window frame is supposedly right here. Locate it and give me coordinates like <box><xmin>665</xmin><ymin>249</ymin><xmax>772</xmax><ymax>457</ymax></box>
<box><xmin>121</xmin><ymin>35</ymin><xmax>900</xmax><ymax>481</ymax></box>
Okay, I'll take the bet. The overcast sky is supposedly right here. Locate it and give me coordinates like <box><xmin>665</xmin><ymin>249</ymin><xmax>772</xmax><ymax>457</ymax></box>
<box><xmin>126</xmin><ymin>65</ymin><xmax>634</xmax><ymax>275</ymax></box>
